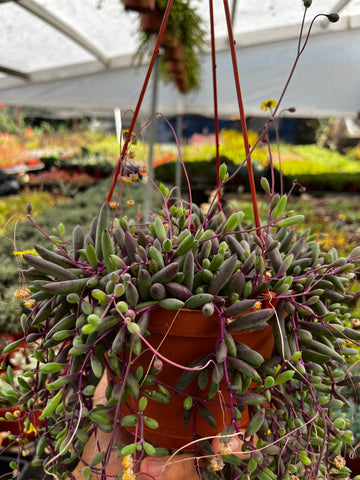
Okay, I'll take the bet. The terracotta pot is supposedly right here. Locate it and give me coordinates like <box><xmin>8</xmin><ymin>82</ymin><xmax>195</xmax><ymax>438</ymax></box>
<box><xmin>166</xmin><ymin>43</ymin><xmax>184</xmax><ymax>61</ymax></box>
<box><xmin>174</xmin><ymin>75</ymin><xmax>189</xmax><ymax>94</ymax></box>
<box><xmin>160</xmin><ymin>30</ymin><xmax>179</xmax><ymax>48</ymax></box>
<box><xmin>0</xmin><ymin>404</ymin><xmax>42</xmax><ymax>445</ymax></box>
<box><xmin>140</xmin><ymin>8</ymin><xmax>163</xmax><ymax>34</ymax></box>
<box><xmin>346</xmin><ymin>455</ymin><xmax>360</xmax><ymax>476</ymax></box>
<box><xmin>122</xmin><ymin>0</ymin><xmax>155</xmax><ymax>12</ymax></box>
<box><xmin>167</xmin><ymin>59</ymin><xmax>185</xmax><ymax>75</ymax></box>
<box><xmin>122</xmin><ymin>307</ymin><xmax>274</xmax><ymax>449</ymax></box>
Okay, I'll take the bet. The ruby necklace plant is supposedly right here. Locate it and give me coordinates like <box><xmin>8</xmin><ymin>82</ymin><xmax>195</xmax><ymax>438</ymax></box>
<box><xmin>4</xmin><ymin>1</ymin><xmax>360</xmax><ymax>480</ymax></box>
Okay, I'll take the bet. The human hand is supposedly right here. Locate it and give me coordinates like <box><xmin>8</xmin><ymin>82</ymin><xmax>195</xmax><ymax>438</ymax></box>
<box><xmin>140</xmin><ymin>428</ymin><xmax>255</xmax><ymax>480</ymax></box>
<box><xmin>72</xmin><ymin>374</ymin><xmax>255</xmax><ymax>479</ymax></box>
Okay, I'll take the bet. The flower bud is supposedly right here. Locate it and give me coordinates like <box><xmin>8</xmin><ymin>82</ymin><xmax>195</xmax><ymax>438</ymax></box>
<box><xmin>327</xmin><ymin>13</ymin><xmax>340</xmax><ymax>23</ymax></box>
<box><xmin>303</xmin><ymin>0</ymin><xmax>312</xmax><ymax>7</ymax></box>
<box><xmin>153</xmin><ymin>357</ymin><xmax>163</xmax><ymax>371</ymax></box>
<box><xmin>126</xmin><ymin>309</ymin><xmax>136</xmax><ymax>321</ymax></box>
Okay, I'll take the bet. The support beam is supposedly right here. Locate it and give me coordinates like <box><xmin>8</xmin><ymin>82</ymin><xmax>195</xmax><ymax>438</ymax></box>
<box><xmin>0</xmin><ymin>65</ymin><xmax>29</xmax><ymax>80</ymax></box>
<box><xmin>16</xmin><ymin>0</ymin><xmax>110</xmax><ymax>67</ymax></box>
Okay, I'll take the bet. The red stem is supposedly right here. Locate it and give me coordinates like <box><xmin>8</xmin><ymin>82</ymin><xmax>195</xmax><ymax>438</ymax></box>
<box><xmin>107</xmin><ymin>0</ymin><xmax>174</xmax><ymax>203</ymax></box>
<box><xmin>222</xmin><ymin>0</ymin><xmax>262</xmax><ymax>238</ymax></box>
<box><xmin>209</xmin><ymin>0</ymin><xmax>222</xmax><ymax>210</ymax></box>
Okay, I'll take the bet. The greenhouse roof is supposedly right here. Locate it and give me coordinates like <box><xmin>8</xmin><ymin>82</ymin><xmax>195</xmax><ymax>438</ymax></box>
<box><xmin>0</xmin><ymin>0</ymin><xmax>359</xmax><ymax>118</ymax></box>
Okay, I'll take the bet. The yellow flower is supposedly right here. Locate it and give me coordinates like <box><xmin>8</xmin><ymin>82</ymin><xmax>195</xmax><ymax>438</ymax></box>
<box><xmin>128</xmin><ymin>151</ymin><xmax>136</xmax><ymax>159</ymax></box>
<box><xmin>14</xmin><ymin>288</ymin><xmax>31</xmax><ymax>300</ymax></box>
<box><xmin>122</xmin><ymin>455</ymin><xmax>135</xmax><ymax>480</ymax></box>
<box><xmin>24</xmin><ymin>298</ymin><xmax>35</xmax><ymax>308</ymax></box>
<box><xmin>139</xmin><ymin>166</ymin><xmax>149</xmax><ymax>175</ymax></box>
<box><xmin>127</xmin><ymin>200</ymin><xmax>135</xmax><ymax>207</ymax></box>
<box><xmin>334</xmin><ymin>455</ymin><xmax>346</xmax><ymax>470</ymax></box>
<box><xmin>261</xmin><ymin>99</ymin><xmax>277</xmax><ymax>112</ymax></box>
<box><xmin>13</xmin><ymin>249</ymin><xmax>38</xmax><ymax>257</ymax></box>
<box><xmin>338</xmin><ymin>213</ymin><xmax>346</xmax><ymax>220</ymax></box>
<box><xmin>24</xmin><ymin>420</ymin><xmax>37</xmax><ymax>436</ymax></box>
<box><xmin>252</xmin><ymin>301</ymin><xmax>262</xmax><ymax>311</ymax></box>
<box><xmin>219</xmin><ymin>442</ymin><xmax>233</xmax><ymax>456</ymax></box>
<box><xmin>351</xmin><ymin>318</ymin><xmax>360</xmax><ymax>328</ymax></box>
<box><xmin>121</xmin><ymin>176</ymin><xmax>133</xmax><ymax>185</ymax></box>
<box><xmin>109</xmin><ymin>201</ymin><xmax>117</xmax><ymax>209</ymax></box>
<box><xmin>210</xmin><ymin>455</ymin><xmax>225</xmax><ymax>472</ymax></box>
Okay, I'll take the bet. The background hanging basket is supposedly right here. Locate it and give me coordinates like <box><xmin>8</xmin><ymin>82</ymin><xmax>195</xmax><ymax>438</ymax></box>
<box><xmin>122</xmin><ymin>0</ymin><xmax>155</xmax><ymax>13</ymax></box>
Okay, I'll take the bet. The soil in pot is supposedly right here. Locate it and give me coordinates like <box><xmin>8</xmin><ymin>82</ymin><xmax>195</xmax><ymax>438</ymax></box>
<box><xmin>122</xmin><ymin>307</ymin><xmax>274</xmax><ymax>449</ymax></box>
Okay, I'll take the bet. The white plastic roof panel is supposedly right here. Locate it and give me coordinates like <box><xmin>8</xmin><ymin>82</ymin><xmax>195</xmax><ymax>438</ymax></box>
<box><xmin>0</xmin><ymin>0</ymin><xmax>359</xmax><ymax>117</ymax></box>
